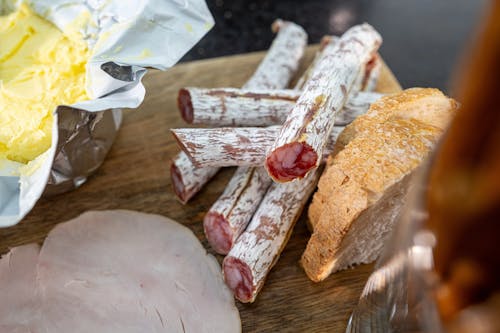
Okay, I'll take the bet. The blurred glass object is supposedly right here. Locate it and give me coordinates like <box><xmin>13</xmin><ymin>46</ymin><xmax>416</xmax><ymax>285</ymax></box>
<box><xmin>345</xmin><ymin>156</ymin><xmax>442</xmax><ymax>333</ymax></box>
<box><xmin>347</xmin><ymin>1</ymin><xmax>500</xmax><ymax>332</ymax></box>
<box><xmin>345</xmin><ymin>157</ymin><xmax>445</xmax><ymax>332</ymax></box>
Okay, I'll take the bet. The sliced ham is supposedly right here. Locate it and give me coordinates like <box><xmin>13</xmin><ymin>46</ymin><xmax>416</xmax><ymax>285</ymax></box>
<box><xmin>24</xmin><ymin>210</ymin><xmax>240</xmax><ymax>333</ymax></box>
<box><xmin>1</xmin><ymin>212</ymin><xmax>240</xmax><ymax>332</ymax></box>
<box><xmin>0</xmin><ymin>244</ymin><xmax>40</xmax><ymax>333</ymax></box>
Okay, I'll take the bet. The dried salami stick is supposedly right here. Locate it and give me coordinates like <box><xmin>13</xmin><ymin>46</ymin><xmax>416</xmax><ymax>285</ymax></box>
<box><xmin>202</xmin><ymin>33</ymin><xmax>376</xmax><ymax>255</ymax></box>
<box><xmin>265</xmin><ymin>24</ymin><xmax>382</xmax><ymax>182</ymax></box>
<box><xmin>178</xmin><ymin>44</ymin><xmax>381</xmax><ymax>127</ymax></box>
<box><xmin>170</xmin><ymin>152</ymin><xmax>219</xmax><ymax>204</ymax></box>
<box><xmin>178</xmin><ymin>35</ymin><xmax>334</xmax><ymax>126</ymax></box>
<box><xmin>294</xmin><ymin>35</ymin><xmax>338</xmax><ymax>90</ymax></box>
<box><xmin>171</xmin><ymin>19</ymin><xmax>307</xmax><ymax>203</ymax></box>
<box><xmin>241</xmin><ymin>19</ymin><xmax>307</xmax><ymax>90</ymax></box>
<box><xmin>178</xmin><ymin>87</ymin><xmax>382</xmax><ymax>126</ymax></box>
<box><xmin>204</xmin><ymin>167</ymin><xmax>272</xmax><ymax>254</ymax></box>
<box><xmin>222</xmin><ymin>169</ymin><xmax>320</xmax><ymax>303</ymax></box>
<box><xmin>172</xmin><ymin>126</ymin><xmax>344</xmax><ymax>168</ymax></box>
<box><xmin>297</xmin><ymin>36</ymin><xmax>381</xmax><ymax>93</ymax></box>
<box><xmin>177</xmin><ymin>36</ymin><xmax>380</xmax><ymax>129</ymax></box>
<box><xmin>203</xmin><ymin>34</ymin><xmax>323</xmax><ymax>254</ymax></box>
<box><xmin>210</xmin><ymin>32</ymin><xmax>380</xmax><ymax>284</ymax></box>
<box><xmin>173</xmin><ymin>127</ymin><xmax>278</xmax><ymax>167</ymax></box>
<box><xmin>178</xmin><ymin>88</ymin><xmax>298</xmax><ymax>126</ymax></box>
<box><xmin>202</xmin><ymin>47</ymin><xmax>379</xmax><ymax>256</ymax></box>
<box><xmin>362</xmin><ymin>54</ymin><xmax>381</xmax><ymax>92</ymax></box>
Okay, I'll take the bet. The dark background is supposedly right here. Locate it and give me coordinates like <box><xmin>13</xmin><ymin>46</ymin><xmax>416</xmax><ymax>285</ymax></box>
<box><xmin>181</xmin><ymin>0</ymin><xmax>489</xmax><ymax>92</ymax></box>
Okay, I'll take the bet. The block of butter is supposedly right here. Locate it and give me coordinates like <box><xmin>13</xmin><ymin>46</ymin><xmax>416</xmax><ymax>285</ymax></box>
<box><xmin>0</xmin><ymin>4</ymin><xmax>89</xmax><ymax>163</ymax></box>
<box><xmin>0</xmin><ymin>0</ymin><xmax>214</xmax><ymax>226</ymax></box>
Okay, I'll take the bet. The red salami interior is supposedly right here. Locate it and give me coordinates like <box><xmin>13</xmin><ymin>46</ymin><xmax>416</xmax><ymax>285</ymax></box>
<box><xmin>178</xmin><ymin>88</ymin><xmax>194</xmax><ymax>123</ymax></box>
<box><xmin>223</xmin><ymin>256</ymin><xmax>254</xmax><ymax>303</ymax></box>
<box><xmin>362</xmin><ymin>53</ymin><xmax>379</xmax><ymax>90</ymax></box>
<box><xmin>204</xmin><ymin>212</ymin><xmax>233</xmax><ymax>255</ymax></box>
<box><xmin>265</xmin><ymin>142</ymin><xmax>318</xmax><ymax>182</ymax></box>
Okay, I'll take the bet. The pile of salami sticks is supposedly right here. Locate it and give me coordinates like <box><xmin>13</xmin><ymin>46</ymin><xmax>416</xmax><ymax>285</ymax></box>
<box><xmin>171</xmin><ymin>20</ymin><xmax>383</xmax><ymax>303</ymax></box>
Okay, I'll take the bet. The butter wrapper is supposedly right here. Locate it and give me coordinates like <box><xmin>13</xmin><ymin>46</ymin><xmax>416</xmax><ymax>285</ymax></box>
<box><xmin>0</xmin><ymin>0</ymin><xmax>214</xmax><ymax>226</ymax></box>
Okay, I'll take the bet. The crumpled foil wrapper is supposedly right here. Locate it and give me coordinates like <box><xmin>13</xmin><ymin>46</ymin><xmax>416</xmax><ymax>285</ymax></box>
<box><xmin>0</xmin><ymin>0</ymin><xmax>214</xmax><ymax>226</ymax></box>
<box><xmin>44</xmin><ymin>60</ymin><xmax>143</xmax><ymax>195</ymax></box>
<box><xmin>43</xmin><ymin>107</ymin><xmax>122</xmax><ymax>196</ymax></box>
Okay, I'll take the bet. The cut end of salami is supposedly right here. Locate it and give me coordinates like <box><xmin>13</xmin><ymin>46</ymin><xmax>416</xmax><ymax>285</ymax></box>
<box><xmin>223</xmin><ymin>256</ymin><xmax>255</xmax><ymax>303</ymax></box>
<box><xmin>170</xmin><ymin>162</ymin><xmax>188</xmax><ymax>204</ymax></box>
<box><xmin>204</xmin><ymin>212</ymin><xmax>234</xmax><ymax>255</ymax></box>
<box><xmin>178</xmin><ymin>88</ymin><xmax>194</xmax><ymax>123</ymax></box>
<box><xmin>362</xmin><ymin>53</ymin><xmax>380</xmax><ymax>90</ymax></box>
<box><xmin>265</xmin><ymin>142</ymin><xmax>318</xmax><ymax>182</ymax></box>
<box><xmin>271</xmin><ymin>18</ymin><xmax>283</xmax><ymax>33</ymax></box>
<box><xmin>320</xmin><ymin>35</ymin><xmax>333</xmax><ymax>50</ymax></box>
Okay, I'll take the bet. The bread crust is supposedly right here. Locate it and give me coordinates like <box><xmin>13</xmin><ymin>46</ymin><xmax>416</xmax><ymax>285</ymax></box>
<box><xmin>302</xmin><ymin>88</ymin><xmax>458</xmax><ymax>282</ymax></box>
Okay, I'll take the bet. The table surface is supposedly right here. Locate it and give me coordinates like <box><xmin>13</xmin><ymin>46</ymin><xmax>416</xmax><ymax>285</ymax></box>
<box><xmin>182</xmin><ymin>0</ymin><xmax>488</xmax><ymax>92</ymax></box>
<box><xmin>1</xmin><ymin>46</ymin><xmax>401</xmax><ymax>332</ymax></box>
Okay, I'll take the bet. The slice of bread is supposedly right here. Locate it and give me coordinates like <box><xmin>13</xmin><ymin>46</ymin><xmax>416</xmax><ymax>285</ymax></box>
<box><xmin>302</xmin><ymin>88</ymin><xmax>458</xmax><ymax>282</ymax></box>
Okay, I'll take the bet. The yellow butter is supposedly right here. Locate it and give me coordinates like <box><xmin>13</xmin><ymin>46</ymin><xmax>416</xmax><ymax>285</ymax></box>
<box><xmin>0</xmin><ymin>4</ymin><xmax>90</xmax><ymax>163</ymax></box>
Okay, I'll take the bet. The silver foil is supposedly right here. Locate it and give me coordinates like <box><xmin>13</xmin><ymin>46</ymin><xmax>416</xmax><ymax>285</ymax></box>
<box><xmin>42</xmin><ymin>60</ymin><xmax>136</xmax><ymax>196</ymax></box>
<box><xmin>43</xmin><ymin>107</ymin><xmax>122</xmax><ymax>196</ymax></box>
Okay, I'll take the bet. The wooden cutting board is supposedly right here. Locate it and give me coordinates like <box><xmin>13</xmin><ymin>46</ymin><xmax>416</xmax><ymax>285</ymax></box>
<box><xmin>0</xmin><ymin>46</ymin><xmax>401</xmax><ymax>332</ymax></box>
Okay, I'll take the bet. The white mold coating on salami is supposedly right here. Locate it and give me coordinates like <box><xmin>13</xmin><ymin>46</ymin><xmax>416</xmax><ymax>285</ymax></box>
<box><xmin>172</xmin><ymin>126</ymin><xmax>345</xmax><ymax>168</ymax></box>
<box><xmin>265</xmin><ymin>24</ymin><xmax>382</xmax><ymax>183</ymax></box>
<box><xmin>178</xmin><ymin>87</ymin><xmax>382</xmax><ymax>127</ymax></box>
<box><xmin>242</xmin><ymin>19</ymin><xmax>307</xmax><ymax>90</ymax></box>
<box><xmin>222</xmin><ymin>170</ymin><xmax>320</xmax><ymax>303</ymax></box>
<box><xmin>172</xmin><ymin>126</ymin><xmax>280</xmax><ymax>167</ymax></box>
<box><xmin>179</xmin><ymin>88</ymin><xmax>298</xmax><ymax>126</ymax></box>
<box><xmin>170</xmin><ymin>152</ymin><xmax>219</xmax><ymax>203</ymax></box>
<box><xmin>204</xmin><ymin>167</ymin><xmax>272</xmax><ymax>255</ymax></box>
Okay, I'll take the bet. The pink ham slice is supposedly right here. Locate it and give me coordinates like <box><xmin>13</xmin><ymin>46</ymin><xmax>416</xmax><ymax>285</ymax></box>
<box><xmin>36</xmin><ymin>210</ymin><xmax>240</xmax><ymax>333</ymax></box>
<box><xmin>0</xmin><ymin>244</ymin><xmax>40</xmax><ymax>333</ymax></box>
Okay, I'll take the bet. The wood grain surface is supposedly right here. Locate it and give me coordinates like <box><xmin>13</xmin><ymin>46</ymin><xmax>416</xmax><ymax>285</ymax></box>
<box><xmin>0</xmin><ymin>45</ymin><xmax>401</xmax><ymax>333</ymax></box>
